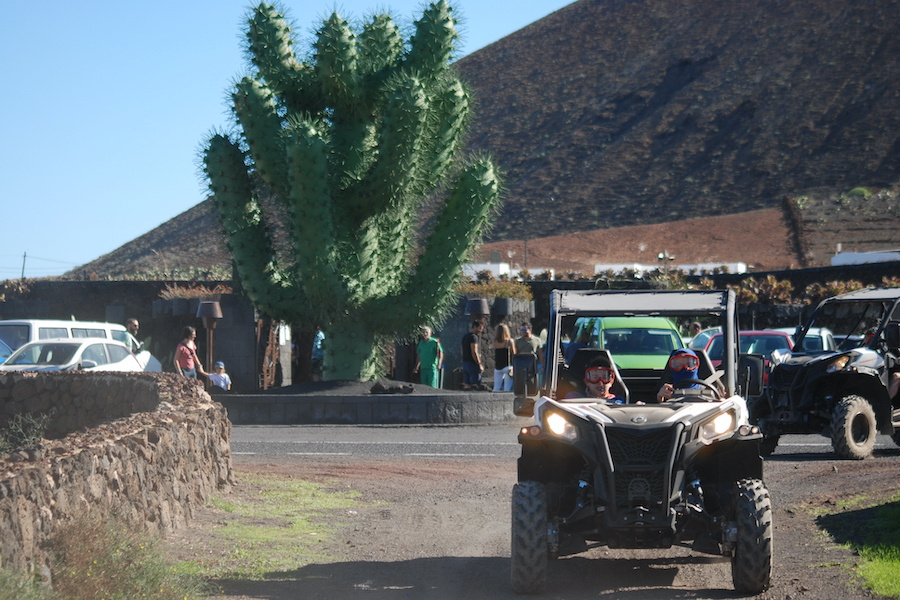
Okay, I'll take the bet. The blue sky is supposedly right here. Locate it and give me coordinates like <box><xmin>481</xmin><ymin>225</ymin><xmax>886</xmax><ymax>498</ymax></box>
<box><xmin>0</xmin><ymin>0</ymin><xmax>572</xmax><ymax>279</ymax></box>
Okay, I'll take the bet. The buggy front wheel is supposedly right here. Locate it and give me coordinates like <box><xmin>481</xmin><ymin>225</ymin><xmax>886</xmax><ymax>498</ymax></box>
<box><xmin>511</xmin><ymin>481</ymin><xmax>549</xmax><ymax>594</ymax></box>
<box><xmin>731</xmin><ymin>478</ymin><xmax>773</xmax><ymax>594</ymax></box>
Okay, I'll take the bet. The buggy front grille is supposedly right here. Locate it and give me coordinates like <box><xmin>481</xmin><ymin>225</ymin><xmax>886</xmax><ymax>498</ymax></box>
<box><xmin>605</xmin><ymin>428</ymin><xmax>674</xmax><ymax>507</ymax></box>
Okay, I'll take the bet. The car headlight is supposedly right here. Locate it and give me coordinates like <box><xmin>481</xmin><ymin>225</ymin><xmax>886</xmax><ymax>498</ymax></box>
<box><xmin>545</xmin><ymin>412</ymin><xmax>578</xmax><ymax>441</ymax></box>
<box><xmin>826</xmin><ymin>355</ymin><xmax>851</xmax><ymax>373</ymax></box>
<box><xmin>697</xmin><ymin>410</ymin><xmax>737</xmax><ymax>444</ymax></box>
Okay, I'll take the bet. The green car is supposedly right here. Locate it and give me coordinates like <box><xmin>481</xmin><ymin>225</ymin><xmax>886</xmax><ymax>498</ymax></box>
<box><xmin>570</xmin><ymin>316</ymin><xmax>684</xmax><ymax>369</ymax></box>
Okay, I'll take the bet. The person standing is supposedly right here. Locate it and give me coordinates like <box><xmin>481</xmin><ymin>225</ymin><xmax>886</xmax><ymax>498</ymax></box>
<box><xmin>461</xmin><ymin>320</ymin><xmax>485</xmax><ymax>390</ymax></box>
<box><xmin>209</xmin><ymin>361</ymin><xmax>232</xmax><ymax>391</ymax></box>
<box><xmin>515</xmin><ymin>323</ymin><xmax>544</xmax><ymax>365</ymax></box>
<box><xmin>174</xmin><ymin>326</ymin><xmax>207</xmax><ymax>379</ymax></box>
<box><xmin>121</xmin><ymin>317</ymin><xmax>143</xmax><ymax>353</ymax></box>
<box><xmin>492</xmin><ymin>324</ymin><xmax>516</xmax><ymax>392</ymax></box>
<box><xmin>414</xmin><ymin>326</ymin><xmax>443</xmax><ymax>388</ymax></box>
<box><xmin>311</xmin><ymin>325</ymin><xmax>325</xmax><ymax>382</ymax></box>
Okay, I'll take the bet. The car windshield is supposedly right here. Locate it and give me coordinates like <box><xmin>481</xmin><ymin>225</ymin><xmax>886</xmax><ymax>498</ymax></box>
<box><xmin>707</xmin><ymin>333</ymin><xmax>789</xmax><ymax>360</ymax></box>
<box><xmin>9</xmin><ymin>343</ymin><xmax>78</xmax><ymax>366</ymax></box>
<box><xmin>803</xmin><ymin>300</ymin><xmax>893</xmax><ymax>350</ymax></box>
<box><xmin>601</xmin><ymin>328</ymin><xmax>679</xmax><ymax>355</ymax></box>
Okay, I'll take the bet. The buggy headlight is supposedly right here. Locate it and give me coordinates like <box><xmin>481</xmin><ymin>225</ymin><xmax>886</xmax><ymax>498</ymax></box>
<box><xmin>545</xmin><ymin>412</ymin><xmax>578</xmax><ymax>441</ymax></box>
<box><xmin>697</xmin><ymin>410</ymin><xmax>736</xmax><ymax>444</ymax></box>
<box><xmin>826</xmin><ymin>355</ymin><xmax>851</xmax><ymax>373</ymax></box>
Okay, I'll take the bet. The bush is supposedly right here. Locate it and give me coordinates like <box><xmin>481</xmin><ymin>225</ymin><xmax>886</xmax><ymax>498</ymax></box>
<box><xmin>0</xmin><ymin>412</ymin><xmax>50</xmax><ymax>456</ymax></box>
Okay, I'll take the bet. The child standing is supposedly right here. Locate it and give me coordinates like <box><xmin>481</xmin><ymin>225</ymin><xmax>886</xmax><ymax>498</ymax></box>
<box><xmin>209</xmin><ymin>361</ymin><xmax>232</xmax><ymax>391</ymax></box>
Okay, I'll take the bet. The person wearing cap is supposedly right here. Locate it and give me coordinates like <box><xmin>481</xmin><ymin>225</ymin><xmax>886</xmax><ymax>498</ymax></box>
<box><xmin>657</xmin><ymin>348</ymin><xmax>701</xmax><ymax>402</ymax></box>
<box><xmin>565</xmin><ymin>356</ymin><xmax>624</xmax><ymax>403</ymax></box>
<box><xmin>209</xmin><ymin>360</ymin><xmax>232</xmax><ymax>391</ymax></box>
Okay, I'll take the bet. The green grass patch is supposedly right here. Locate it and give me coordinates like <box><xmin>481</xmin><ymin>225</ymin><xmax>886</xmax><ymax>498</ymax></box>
<box><xmin>817</xmin><ymin>492</ymin><xmax>900</xmax><ymax>597</ymax></box>
<box><xmin>181</xmin><ymin>472</ymin><xmax>362</xmax><ymax>580</ymax></box>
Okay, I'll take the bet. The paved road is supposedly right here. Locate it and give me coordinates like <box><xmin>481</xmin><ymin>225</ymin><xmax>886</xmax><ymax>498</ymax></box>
<box><xmin>231</xmin><ymin>423</ymin><xmax>899</xmax><ymax>460</ymax></box>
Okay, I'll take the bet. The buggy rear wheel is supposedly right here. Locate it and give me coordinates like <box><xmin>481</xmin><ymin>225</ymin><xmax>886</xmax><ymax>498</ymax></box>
<box><xmin>511</xmin><ymin>481</ymin><xmax>549</xmax><ymax>594</ymax></box>
<box><xmin>831</xmin><ymin>395</ymin><xmax>877</xmax><ymax>460</ymax></box>
<box><xmin>731</xmin><ymin>478</ymin><xmax>773</xmax><ymax>594</ymax></box>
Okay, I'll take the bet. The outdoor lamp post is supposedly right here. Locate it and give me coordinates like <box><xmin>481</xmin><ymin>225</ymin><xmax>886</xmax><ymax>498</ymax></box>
<box><xmin>196</xmin><ymin>301</ymin><xmax>223</xmax><ymax>375</ymax></box>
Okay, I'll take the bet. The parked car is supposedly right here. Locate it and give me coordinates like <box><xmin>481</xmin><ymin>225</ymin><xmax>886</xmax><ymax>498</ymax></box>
<box><xmin>569</xmin><ymin>315</ymin><xmax>684</xmax><ymax>369</ymax></box>
<box><xmin>705</xmin><ymin>330</ymin><xmax>793</xmax><ymax>367</ymax></box>
<box><xmin>771</xmin><ymin>326</ymin><xmax>837</xmax><ymax>352</ymax></box>
<box><xmin>0</xmin><ymin>319</ymin><xmax>139</xmax><ymax>351</ymax></box>
<box><xmin>688</xmin><ymin>326</ymin><xmax>721</xmax><ymax>350</ymax></box>
<box><xmin>0</xmin><ymin>319</ymin><xmax>160</xmax><ymax>371</ymax></box>
<box><xmin>0</xmin><ymin>339</ymin><xmax>11</xmax><ymax>364</ymax></box>
<box><xmin>0</xmin><ymin>338</ymin><xmax>146</xmax><ymax>372</ymax></box>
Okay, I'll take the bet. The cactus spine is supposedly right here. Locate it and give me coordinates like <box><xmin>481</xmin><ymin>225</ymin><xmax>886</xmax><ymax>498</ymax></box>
<box><xmin>202</xmin><ymin>1</ymin><xmax>501</xmax><ymax>381</ymax></box>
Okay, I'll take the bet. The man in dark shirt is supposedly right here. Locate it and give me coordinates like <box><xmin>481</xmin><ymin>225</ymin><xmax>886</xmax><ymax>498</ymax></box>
<box><xmin>461</xmin><ymin>320</ymin><xmax>485</xmax><ymax>390</ymax></box>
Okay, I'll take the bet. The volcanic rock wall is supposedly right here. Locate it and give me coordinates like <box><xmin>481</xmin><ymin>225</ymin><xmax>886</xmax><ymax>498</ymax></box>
<box><xmin>0</xmin><ymin>372</ymin><xmax>233</xmax><ymax>571</ymax></box>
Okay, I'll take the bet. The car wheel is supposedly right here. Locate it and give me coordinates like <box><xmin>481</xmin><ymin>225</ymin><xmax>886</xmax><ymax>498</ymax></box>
<box><xmin>831</xmin><ymin>395</ymin><xmax>877</xmax><ymax>460</ymax></box>
<box><xmin>731</xmin><ymin>478</ymin><xmax>773</xmax><ymax>594</ymax></box>
<box><xmin>511</xmin><ymin>481</ymin><xmax>549</xmax><ymax>594</ymax></box>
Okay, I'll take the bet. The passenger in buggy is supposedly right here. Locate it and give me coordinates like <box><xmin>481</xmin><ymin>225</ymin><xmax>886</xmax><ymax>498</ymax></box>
<box><xmin>565</xmin><ymin>355</ymin><xmax>625</xmax><ymax>404</ymax></box>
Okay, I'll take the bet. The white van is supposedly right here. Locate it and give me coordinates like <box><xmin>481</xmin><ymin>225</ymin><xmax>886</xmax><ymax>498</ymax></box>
<box><xmin>0</xmin><ymin>319</ymin><xmax>161</xmax><ymax>371</ymax></box>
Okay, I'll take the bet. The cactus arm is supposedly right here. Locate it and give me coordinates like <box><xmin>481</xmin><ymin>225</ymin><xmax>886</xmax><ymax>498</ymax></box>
<box><xmin>357</xmin><ymin>14</ymin><xmax>403</xmax><ymax>86</ymax></box>
<box><xmin>203</xmin><ymin>133</ymin><xmax>303</xmax><ymax>319</ymax></box>
<box><xmin>315</xmin><ymin>13</ymin><xmax>359</xmax><ymax>108</ymax></box>
<box><xmin>232</xmin><ymin>77</ymin><xmax>288</xmax><ymax>198</ymax></box>
<box><xmin>246</xmin><ymin>3</ymin><xmax>322</xmax><ymax>114</ymax></box>
<box><xmin>372</xmin><ymin>158</ymin><xmax>502</xmax><ymax>332</ymax></box>
<box><xmin>284</xmin><ymin>120</ymin><xmax>346</xmax><ymax>313</ymax></box>
<box><xmin>404</xmin><ymin>0</ymin><xmax>458</xmax><ymax>78</ymax></box>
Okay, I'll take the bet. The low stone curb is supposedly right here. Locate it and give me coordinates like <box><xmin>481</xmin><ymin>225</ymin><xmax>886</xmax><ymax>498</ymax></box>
<box><xmin>217</xmin><ymin>391</ymin><xmax>519</xmax><ymax>425</ymax></box>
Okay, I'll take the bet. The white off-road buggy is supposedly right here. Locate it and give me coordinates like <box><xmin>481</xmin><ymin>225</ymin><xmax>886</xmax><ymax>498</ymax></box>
<box><xmin>510</xmin><ymin>289</ymin><xmax>772</xmax><ymax>594</ymax></box>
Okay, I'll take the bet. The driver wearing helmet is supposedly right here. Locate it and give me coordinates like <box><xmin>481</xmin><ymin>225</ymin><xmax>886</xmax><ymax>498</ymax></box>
<box><xmin>566</xmin><ymin>356</ymin><xmax>625</xmax><ymax>404</ymax></box>
<box><xmin>657</xmin><ymin>348</ymin><xmax>701</xmax><ymax>402</ymax></box>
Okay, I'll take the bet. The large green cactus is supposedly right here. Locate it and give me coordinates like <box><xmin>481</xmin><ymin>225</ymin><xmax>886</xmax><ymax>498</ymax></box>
<box><xmin>203</xmin><ymin>1</ymin><xmax>501</xmax><ymax>380</ymax></box>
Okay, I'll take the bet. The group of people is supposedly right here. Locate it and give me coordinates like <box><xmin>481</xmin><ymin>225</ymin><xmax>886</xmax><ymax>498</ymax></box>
<box><xmin>459</xmin><ymin>321</ymin><xmax>544</xmax><ymax>391</ymax></box>
<box><xmin>173</xmin><ymin>325</ymin><xmax>232</xmax><ymax>391</ymax></box>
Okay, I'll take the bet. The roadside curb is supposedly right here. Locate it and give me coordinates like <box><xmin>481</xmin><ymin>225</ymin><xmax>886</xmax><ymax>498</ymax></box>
<box><xmin>217</xmin><ymin>391</ymin><xmax>520</xmax><ymax>425</ymax></box>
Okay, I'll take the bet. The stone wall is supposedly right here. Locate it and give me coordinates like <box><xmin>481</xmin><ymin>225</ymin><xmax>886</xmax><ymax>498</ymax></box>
<box><xmin>0</xmin><ymin>372</ymin><xmax>234</xmax><ymax>572</ymax></box>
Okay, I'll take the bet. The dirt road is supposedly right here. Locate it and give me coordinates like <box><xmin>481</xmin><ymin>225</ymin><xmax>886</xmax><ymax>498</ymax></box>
<box><xmin>173</xmin><ymin>448</ymin><xmax>898</xmax><ymax>600</ymax></box>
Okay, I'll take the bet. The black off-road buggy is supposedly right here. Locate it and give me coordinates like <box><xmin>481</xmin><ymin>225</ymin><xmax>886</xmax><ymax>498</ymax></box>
<box><xmin>510</xmin><ymin>289</ymin><xmax>771</xmax><ymax>594</ymax></box>
<box><xmin>761</xmin><ymin>287</ymin><xmax>900</xmax><ymax>459</ymax></box>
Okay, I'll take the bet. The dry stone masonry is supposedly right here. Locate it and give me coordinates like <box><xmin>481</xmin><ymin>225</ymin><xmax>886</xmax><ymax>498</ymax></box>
<box><xmin>0</xmin><ymin>372</ymin><xmax>233</xmax><ymax>572</ymax></box>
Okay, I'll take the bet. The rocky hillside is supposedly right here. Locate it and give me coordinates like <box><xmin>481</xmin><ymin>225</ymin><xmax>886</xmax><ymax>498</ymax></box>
<box><xmin>68</xmin><ymin>0</ymin><xmax>900</xmax><ymax>279</ymax></box>
<box><xmin>457</xmin><ymin>0</ymin><xmax>900</xmax><ymax>241</ymax></box>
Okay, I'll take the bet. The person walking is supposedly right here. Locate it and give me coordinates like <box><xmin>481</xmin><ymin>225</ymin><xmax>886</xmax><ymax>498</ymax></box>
<box><xmin>492</xmin><ymin>324</ymin><xmax>516</xmax><ymax>392</ymax></box>
<box><xmin>174</xmin><ymin>326</ymin><xmax>207</xmax><ymax>379</ymax></box>
<box><xmin>515</xmin><ymin>323</ymin><xmax>544</xmax><ymax>365</ymax></box>
<box><xmin>414</xmin><ymin>326</ymin><xmax>443</xmax><ymax>388</ymax></box>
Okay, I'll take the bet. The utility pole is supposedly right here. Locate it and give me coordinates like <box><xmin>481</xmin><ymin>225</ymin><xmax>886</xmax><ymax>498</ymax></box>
<box><xmin>21</xmin><ymin>252</ymin><xmax>26</xmax><ymax>279</ymax></box>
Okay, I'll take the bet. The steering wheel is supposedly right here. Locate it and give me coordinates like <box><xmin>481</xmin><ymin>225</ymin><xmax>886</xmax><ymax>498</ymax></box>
<box><xmin>672</xmin><ymin>378</ymin><xmax>722</xmax><ymax>399</ymax></box>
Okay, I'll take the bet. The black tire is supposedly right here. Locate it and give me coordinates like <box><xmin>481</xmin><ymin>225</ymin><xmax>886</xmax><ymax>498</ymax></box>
<box><xmin>830</xmin><ymin>395</ymin><xmax>877</xmax><ymax>460</ymax></box>
<box><xmin>731</xmin><ymin>478</ymin><xmax>773</xmax><ymax>594</ymax></box>
<box><xmin>759</xmin><ymin>434</ymin><xmax>780</xmax><ymax>457</ymax></box>
<box><xmin>511</xmin><ymin>481</ymin><xmax>549</xmax><ymax>594</ymax></box>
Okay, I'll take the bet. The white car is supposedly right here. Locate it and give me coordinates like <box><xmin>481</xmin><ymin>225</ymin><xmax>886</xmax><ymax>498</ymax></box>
<box><xmin>0</xmin><ymin>338</ymin><xmax>148</xmax><ymax>372</ymax></box>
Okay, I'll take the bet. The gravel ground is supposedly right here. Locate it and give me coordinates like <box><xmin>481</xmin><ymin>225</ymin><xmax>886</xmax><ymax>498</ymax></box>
<box><xmin>165</xmin><ymin>442</ymin><xmax>900</xmax><ymax>600</ymax></box>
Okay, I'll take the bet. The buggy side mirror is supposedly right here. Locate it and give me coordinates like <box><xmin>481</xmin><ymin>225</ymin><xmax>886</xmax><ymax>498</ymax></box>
<box><xmin>738</xmin><ymin>354</ymin><xmax>765</xmax><ymax>399</ymax></box>
<box><xmin>513</xmin><ymin>353</ymin><xmax>539</xmax><ymax>416</ymax></box>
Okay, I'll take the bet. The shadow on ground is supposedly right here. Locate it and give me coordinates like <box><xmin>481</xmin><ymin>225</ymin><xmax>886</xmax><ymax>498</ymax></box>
<box><xmin>209</xmin><ymin>554</ymin><xmax>737</xmax><ymax>600</ymax></box>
